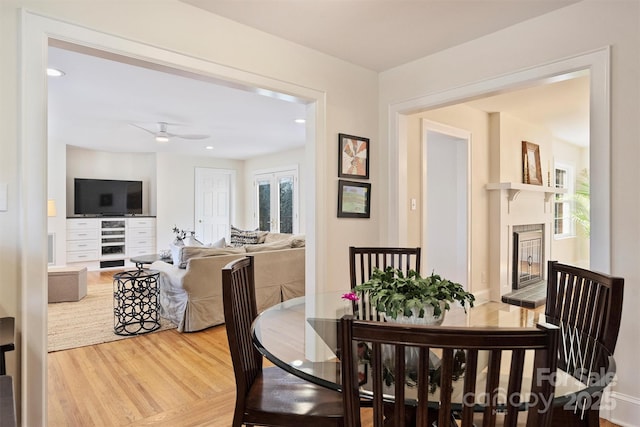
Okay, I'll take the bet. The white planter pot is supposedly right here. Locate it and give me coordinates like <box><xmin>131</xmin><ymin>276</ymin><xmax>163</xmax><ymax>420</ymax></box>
<box><xmin>384</xmin><ymin>302</ymin><xmax>446</xmax><ymax>326</ymax></box>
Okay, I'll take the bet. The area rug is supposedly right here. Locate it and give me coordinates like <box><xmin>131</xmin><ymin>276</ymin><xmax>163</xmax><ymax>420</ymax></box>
<box><xmin>48</xmin><ymin>283</ymin><xmax>176</xmax><ymax>352</ymax></box>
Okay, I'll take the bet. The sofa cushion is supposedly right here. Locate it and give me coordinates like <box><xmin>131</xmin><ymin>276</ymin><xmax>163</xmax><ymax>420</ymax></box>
<box><xmin>230</xmin><ymin>225</ymin><xmax>267</xmax><ymax>247</ymax></box>
<box><xmin>178</xmin><ymin>246</ymin><xmax>246</xmax><ymax>268</ymax></box>
<box><xmin>245</xmin><ymin>240</ymin><xmax>293</xmax><ymax>252</ymax></box>
<box><xmin>263</xmin><ymin>232</ymin><xmax>293</xmax><ymax>243</ymax></box>
<box><xmin>264</xmin><ymin>233</ymin><xmax>305</xmax><ymax>248</ymax></box>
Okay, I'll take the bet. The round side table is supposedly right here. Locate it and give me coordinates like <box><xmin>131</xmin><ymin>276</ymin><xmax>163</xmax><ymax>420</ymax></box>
<box><xmin>113</xmin><ymin>269</ymin><xmax>160</xmax><ymax>336</ymax></box>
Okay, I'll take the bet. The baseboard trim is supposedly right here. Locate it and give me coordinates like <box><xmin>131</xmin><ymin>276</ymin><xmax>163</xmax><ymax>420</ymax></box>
<box><xmin>607</xmin><ymin>391</ymin><xmax>640</xmax><ymax>426</ymax></box>
<box><xmin>472</xmin><ymin>289</ymin><xmax>490</xmax><ymax>305</ymax></box>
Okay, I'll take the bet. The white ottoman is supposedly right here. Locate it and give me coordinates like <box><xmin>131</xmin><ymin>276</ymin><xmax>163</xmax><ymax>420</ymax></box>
<box><xmin>48</xmin><ymin>266</ymin><xmax>88</xmax><ymax>303</ymax></box>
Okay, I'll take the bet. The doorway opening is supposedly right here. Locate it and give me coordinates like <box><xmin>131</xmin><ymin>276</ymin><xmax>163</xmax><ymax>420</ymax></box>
<box><xmin>422</xmin><ymin>120</ymin><xmax>470</xmax><ymax>289</ymax></box>
<box><xmin>22</xmin><ymin>12</ymin><xmax>326</xmax><ymax>422</ymax></box>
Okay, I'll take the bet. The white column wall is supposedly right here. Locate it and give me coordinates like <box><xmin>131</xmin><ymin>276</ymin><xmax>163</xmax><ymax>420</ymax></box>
<box><xmin>379</xmin><ymin>2</ymin><xmax>640</xmax><ymax>424</ymax></box>
<box><xmin>3</xmin><ymin>1</ymin><xmax>379</xmax><ymax>424</ymax></box>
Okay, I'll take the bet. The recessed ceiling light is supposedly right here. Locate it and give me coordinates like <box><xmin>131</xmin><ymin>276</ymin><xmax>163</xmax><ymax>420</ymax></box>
<box><xmin>294</xmin><ymin>119</ymin><xmax>306</xmax><ymax>124</ymax></box>
<box><xmin>205</xmin><ymin>146</ymin><xmax>214</xmax><ymax>150</ymax></box>
<box><xmin>47</xmin><ymin>68</ymin><xmax>65</xmax><ymax>77</ymax></box>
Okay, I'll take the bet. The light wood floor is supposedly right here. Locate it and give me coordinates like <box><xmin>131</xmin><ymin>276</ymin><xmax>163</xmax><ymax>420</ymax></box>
<box><xmin>48</xmin><ymin>271</ymin><xmax>621</xmax><ymax>426</ymax></box>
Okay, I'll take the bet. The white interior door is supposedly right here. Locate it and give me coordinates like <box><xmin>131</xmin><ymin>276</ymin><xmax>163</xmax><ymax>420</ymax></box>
<box><xmin>195</xmin><ymin>168</ymin><xmax>234</xmax><ymax>244</ymax></box>
<box><xmin>422</xmin><ymin>120</ymin><xmax>470</xmax><ymax>288</ymax></box>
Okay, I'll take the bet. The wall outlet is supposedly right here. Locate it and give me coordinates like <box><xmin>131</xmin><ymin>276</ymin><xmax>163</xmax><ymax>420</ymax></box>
<box><xmin>481</xmin><ymin>271</ymin><xmax>487</xmax><ymax>284</ymax></box>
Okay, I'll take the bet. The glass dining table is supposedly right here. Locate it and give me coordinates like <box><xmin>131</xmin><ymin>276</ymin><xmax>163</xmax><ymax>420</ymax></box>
<box><xmin>251</xmin><ymin>291</ymin><xmax>616</xmax><ymax>420</ymax></box>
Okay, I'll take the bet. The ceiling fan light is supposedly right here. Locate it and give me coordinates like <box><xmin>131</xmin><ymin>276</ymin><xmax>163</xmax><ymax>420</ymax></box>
<box><xmin>155</xmin><ymin>135</ymin><xmax>170</xmax><ymax>143</ymax></box>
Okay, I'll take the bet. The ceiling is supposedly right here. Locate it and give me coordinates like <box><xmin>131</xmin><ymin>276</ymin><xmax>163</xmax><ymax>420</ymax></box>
<box><xmin>466</xmin><ymin>73</ymin><xmax>590</xmax><ymax>146</ymax></box>
<box><xmin>180</xmin><ymin>0</ymin><xmax>579</xmax><ymax>72</ymax></box>
<box><xmin>48</xmin><ymin>1</ymin><xmax>588</xmax><ymax>159</ymax></box>
<box><xmin>47</xmin><ymin>45</ymin><xmax>308</xmax><ymax>160</ymax></box>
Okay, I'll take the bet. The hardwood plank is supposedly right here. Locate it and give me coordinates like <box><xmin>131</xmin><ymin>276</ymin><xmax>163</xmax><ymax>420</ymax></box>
<box><xmin>47</xmin><ymin>271</ymin><xmax>620</xmax><ymax>426</ymax></box>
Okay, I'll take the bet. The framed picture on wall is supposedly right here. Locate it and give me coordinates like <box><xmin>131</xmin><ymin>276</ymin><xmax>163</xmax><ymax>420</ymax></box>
<box><xmin>337</xmin><ymin>180</ymin><xmax>371</xmax><ymax>218</ymax></box>
<box><xmin>522</xmin><ymin>141</ymin><xmax>542</xmax><ymax>185</ymax></box>
<box><xmin>338</xmin><ymin>133</ymin><xmax>369</xmax><ymax>179</ymax></box>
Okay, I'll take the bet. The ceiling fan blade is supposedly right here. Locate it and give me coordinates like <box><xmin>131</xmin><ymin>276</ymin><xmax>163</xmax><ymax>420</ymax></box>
<box><xmin>129</xmin><ymin>123</ymin><xmax>156</xmax><ymax>135</ymax></box>
<box><xmin>170</xmin><ymin>133</ymin><xmax>210</xmax><ymax>140</ymax></box>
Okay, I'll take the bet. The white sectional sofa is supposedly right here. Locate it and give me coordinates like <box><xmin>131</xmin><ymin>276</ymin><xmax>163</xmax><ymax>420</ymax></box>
<box><xmin>151</xmin><ymin>236</ymin><xmax>305</xmax><ymax>332</ymax></box>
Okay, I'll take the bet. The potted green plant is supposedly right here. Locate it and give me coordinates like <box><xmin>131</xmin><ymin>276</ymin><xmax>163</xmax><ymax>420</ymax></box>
<box><xmin>353</xmin><ymin>266</ymin><xmax>475</xmax><ymax>324</ymax></box>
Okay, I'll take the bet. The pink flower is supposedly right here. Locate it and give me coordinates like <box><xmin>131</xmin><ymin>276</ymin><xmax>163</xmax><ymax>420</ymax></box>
<box><xmin>341</xmin><ymin>292</ymin><xmax>360</xmax><ymax>301</ymax></box>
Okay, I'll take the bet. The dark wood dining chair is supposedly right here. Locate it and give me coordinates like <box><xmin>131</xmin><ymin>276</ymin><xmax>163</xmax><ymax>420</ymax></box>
<box><xmin>545</xmin><ymin>260</ymin><xmax>624</xmax><ymax>427</ymax></box>
<box><xmin>340</xmin><ymin>315</ymin><xmax>559</xmax><ymax>427</ymax></box>
<box><xmin>545</xmin><ymin>260</ymin><xmax>624</xmax><ymax>355</ymax></box>
<box><xmin>222</xmin><ymin>256</ymin><xmax>344</xmax><ymax>427</ymax></box>
<box><xmin>349</xmin><ymin>246</ymin><xmax>421</xmax><ymax>321</ymax></box>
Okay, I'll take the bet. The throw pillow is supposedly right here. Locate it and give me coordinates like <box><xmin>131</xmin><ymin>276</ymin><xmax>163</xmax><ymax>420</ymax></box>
<box><xmin>230</xmin><ymin>225</ymin><xmax>267</xmax><ymax>247</ymax></box>
<box><xmin>208</xmin><ymin>237</ymin><xmax>226</xmax><ymax>248</ymax></box>
<box><xmin>183</xmin><ymin>234</ymin><xmax>204</xmax><ymax>247</ymax></box>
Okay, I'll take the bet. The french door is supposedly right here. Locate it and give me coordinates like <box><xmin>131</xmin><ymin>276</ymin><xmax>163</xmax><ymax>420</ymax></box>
<box><xmin>255</xmin><ymin>168</ymin><xmax>298</xmax><ymax>233</ymax></box>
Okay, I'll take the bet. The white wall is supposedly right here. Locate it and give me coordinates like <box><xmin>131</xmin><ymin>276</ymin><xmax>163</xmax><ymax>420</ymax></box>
<box><xmin>4</xmin><ymin>2</ymin><xmax>379</xmax><ymax>423</ymax></box>
<box><xmin>65</xmin><ymin>146</ymin><xmax>157</xmax><ymax>216</ymax></box>
<box><xmin>379</xmin><ymin>1</ymin><xmax>640</xmax><ymax>424</ymax></box>
<box><xmin>54</xmin><ymin>147</ymin><xmax>247</xmax><ymax>265</ymax></box>
<box><xmin>495</xmin><ymin>113</ymin><xmax>552</xmax><ymax>184</ymax></box>
<box><xmin>155</xmin><ymin>152</ymin><xmax>244</xmax><ymax>252</ymax></box>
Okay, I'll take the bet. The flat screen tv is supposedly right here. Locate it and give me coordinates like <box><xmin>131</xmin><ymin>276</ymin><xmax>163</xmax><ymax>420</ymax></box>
<box><xmin>74</xmin><ymin>178</ymin><xmax>143</xmax><ymax>216</ymax></box>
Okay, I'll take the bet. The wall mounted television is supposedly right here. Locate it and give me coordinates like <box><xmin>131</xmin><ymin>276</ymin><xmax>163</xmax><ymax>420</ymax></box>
<box><xmin>74</xmin><ymin>178</ymin><xmax>143</xmax><ymax>216</ymax></box>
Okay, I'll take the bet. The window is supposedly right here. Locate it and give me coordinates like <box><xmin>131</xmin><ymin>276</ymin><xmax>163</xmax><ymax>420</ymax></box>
<box><xmin>254</xmin><ymin>167</ymin><xmax>299</xmax><ymax>233</ymax></box>
<box><xmin>554</xmin><ymin>163</ymin><xmax>575</xmax><ymax>238</ymax></box>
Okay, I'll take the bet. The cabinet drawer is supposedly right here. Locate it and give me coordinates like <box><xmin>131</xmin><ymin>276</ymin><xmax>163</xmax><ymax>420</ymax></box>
<box><xmin>67</xmin><ymin>229</ymin><xmax>99</xmax><ymax>241</ymax></box>
<box><xmin>128</xmin><ymin>247</ymin><xmax>155</xmax><ymax>257</ymax></box>
<box><xmin>67</xmin><ymin>251</ymin><xmax>99</xmax><ymax>263</ymax></box>
<box><xmin>128</xmin><ymin>218</ymin><xmax>155</xmax><ymax>228</ymax></box>
<box><xmin>67</xmin><ymin>240</ymin><xmax>99</xmax><ymax>252</ymax></box>
<box><xmin>129</xmin><ymin>236</ymin><xmax>155</xmax><ymax>248</ymax></box>
<box><xmin>67</xmin><ymin>219</ymin><xmax>98</xmax><ymax>230</ymax></box>
<box><xmin>128</xmin><ymin>228</ymin><xmax>153</xmax><ymax>238</ymax></box>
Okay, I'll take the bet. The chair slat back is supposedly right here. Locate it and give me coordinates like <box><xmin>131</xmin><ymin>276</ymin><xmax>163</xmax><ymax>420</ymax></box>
<box><xmin>546</xmin><ymin>260</ymin><xmax>624</xmax><ymax>354</ymax></box>
<box><xmin>349</xmin><ymin>247</ymin><xmax>421</xmax><ymax>321</ymax></box>
<box><xmin>340</xmin><ymin>316</ymin><xmax>559</xmax><ymax>427</ymax></box>
<box><xmin>222</xmin><ymin>257</ymin><xmax>262</xmax><ymax>402</ymax></box>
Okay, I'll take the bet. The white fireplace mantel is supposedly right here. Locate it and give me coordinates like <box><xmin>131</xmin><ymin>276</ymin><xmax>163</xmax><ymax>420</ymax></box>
<box><xmin>486</xmin><ymin>182</ymin><xmax>563</xmax><ymax>301</ymax></box>
<box><xmin>486</xmin><ymin>182</ymin><xmax>567</xmax><ymax>202</ymax></box>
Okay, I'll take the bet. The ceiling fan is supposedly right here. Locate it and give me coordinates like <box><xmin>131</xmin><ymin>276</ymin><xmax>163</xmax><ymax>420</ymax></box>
<box><xmin>131</xmin><ymin>121</ymin><xmax>210</xmax><ymax>143</ymax></box>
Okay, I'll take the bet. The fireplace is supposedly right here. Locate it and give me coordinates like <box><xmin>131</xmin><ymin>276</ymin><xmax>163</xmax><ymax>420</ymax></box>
<box><xmin>512</xmin><ymin>225</ymin><xmax>544</xmax><ymax>289</ymax></box>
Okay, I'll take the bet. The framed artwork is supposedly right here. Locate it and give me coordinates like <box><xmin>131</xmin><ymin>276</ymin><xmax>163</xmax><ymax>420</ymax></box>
<box><xmin>338</xmin><ymin>133</ymin><xmax>369</xmax><ymax>179</ymax></box>
<box><xmin>522</xmin><ymin>141</ymin><xmax>542</xmax><ymax>185</ymax></box>
<box><xmin>337</xmin><ymin>180</ymin><xmax>371</xmax><ymax>218</ymax></box>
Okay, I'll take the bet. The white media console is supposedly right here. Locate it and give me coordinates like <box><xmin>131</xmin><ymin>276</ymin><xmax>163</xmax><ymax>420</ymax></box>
<box><xmin>66</xmin><ymin>217</ymin><xmax>156</xmax><ymax>270</ymax></box>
